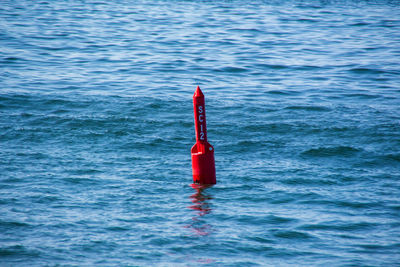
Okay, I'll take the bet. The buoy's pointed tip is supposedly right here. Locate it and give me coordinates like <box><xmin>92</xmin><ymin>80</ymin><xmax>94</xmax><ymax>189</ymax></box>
<box><xmin>194</xmin><ymin>85</ymin><xmax>204</xmax><ymax>97</ymax></box>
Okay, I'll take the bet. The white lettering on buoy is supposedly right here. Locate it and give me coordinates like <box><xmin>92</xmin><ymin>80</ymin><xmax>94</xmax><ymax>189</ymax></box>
<box><xmin>198</xmin><ymin>105</ymin><xmax>205</xmax><ymax>140</ymax></box>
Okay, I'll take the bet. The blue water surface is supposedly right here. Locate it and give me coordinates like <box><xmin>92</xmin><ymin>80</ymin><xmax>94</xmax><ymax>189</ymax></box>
<box><xmin>1</xmin><ymin>0</ymin><xmax>400</xmax><ymax>266</ymax></box>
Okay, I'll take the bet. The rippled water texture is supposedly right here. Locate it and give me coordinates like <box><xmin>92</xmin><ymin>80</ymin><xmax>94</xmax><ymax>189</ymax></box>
<box><xmin>1</xmin><ymin>0</ymin><xmax>400</xmax><ymax>266</ymax></box>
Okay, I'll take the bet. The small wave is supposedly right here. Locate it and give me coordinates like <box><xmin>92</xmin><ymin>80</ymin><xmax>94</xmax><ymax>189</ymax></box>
<box><xmin>0</xmin><ymin>220</ymin><xmax>30</xmax><ymax>228</ymax></box>
<box><xmin>350</xmin><ymin>22</ymin><xmax>370</xmax><ymax>26</ymax></box>
<box><xmin>301</xmin><ymin>146</ymin><xmax>361</xmax><ymax>157</ymax></box>
<box><xmin>273</xmin><ymin>230</ymin><xmax>313</xmax><ymax>240</ymax></box>
<box><xmin>383</xmin><ymin>153</ymin><xmax>400</xmax><ymax>162</ymax></box>
<box><xmin>242</xmin><ymin>122</ymin><xmax>294</xmax><ymax>133</ymax></box>
<box><xmin>324</xmin><ymin>126</ymin><xmax>355</xmax><ymax>133</ymax></box>
<box><xmin>236</xmin><ymin>140</ymin><xmax>265</xmax><ymax>147</ymax></box>
<box><xmin>29</xmin><ymin>195</ymin><xmax>61</xmax><ymax>204</ymax></box>
<box><xmin>300</xmin><ymin>221</ymin><xmax>376</xmax><ymax>232</ymax></box>
<box><xmin>282</xmin><ymin>177</ymin><xmax>338</xmax><ymax>186</ymax></box>
<box><xmin>293</xmin><ymin>65</ymin><xmax>323</xmax><ymax>71</ymax></box>
<box><xmin>265</xmin><ymin>215</ymin><xmax>296</xmax><ymax>224</ymax></box>
<box><xmin>69</xmin><ymin>168</ymin><xmax>103</xmax><ymax>175</ymax></box>
<box><xmin>228</xmin><ymin>28</ymin><xmax>263</xmax><ymax>33</ymax></box>
<box><xmin>284</xmin><ymin>105</ymin><xmax>331</xmax><ymax>112</ymax></box>
<box><xmin>215</xmin><ymin>66</ymin><xmax>248</xmax><ymax>73</ymax></box>
<box><xmin>357</xmin><ymin>153</ymin><xmax>400</xmax><ymax>167</ymax></box>
<box><xmin>0</xmin><ymin>56</ymin><xmax>23</xmax><ymax>64</ymax></box>
<box><xmin>256</xmin><ymin>63</ymin><xmax>289</xmax><ymax>70</ymax></box>
<box><xmin>0</xmin><ymin>245</ymin><xmax>40</xmax><ymax>257</ymax></box>
<box><xmin>388</xmin><ymin>204</ymin><xmax>400</xmax><ymax>213</ymax></box>
<box><xmin>342</xmin><ymin>93</ymin><xmax>381</xmax><ymax>99</ymax></box>
<box><xmin>349</xmin><ymin>67</ymin><xmax>389</xmax><ymax>75</ymax></box>
<box><xmin>246</xmin><ymin>236</ymin><xmax>274</xmax><ymax>244</ymax></box>
<box><xmin>235</xmin><ymin>214</ymin><xmax>296</xmax><ymax>226</ymax></box>
<box><xmin>267</xmin><ymin>90</ymin><xmax>291</xmax><ymax>95</ymax></box>
<box><xmin>299</xmin><ymin>199</ymin><xmax>381</xmax><ymax>209</ymax></box>
<box><xmin>62</xmin><ymin>177</ymin><xmax>102</xmax><ymax>185</ymax></box>
<box><xmin>297</xmin><ymin>18</ymin><xmax>319</xmax><ymax>23</ymax></box>
<box><xmin>15</xmin><ymin>152</ymin><xmax>47</xmax><ymax>160</ymax></box>
<box><xmin>105</xmin><ymin>226</ymin><xmax>130</xmax><ymax>232</ymax></box>
<box><xmin>356</xmin><ymin>243</ymin><xmax>400</xmax><ymax>251</ymax></box>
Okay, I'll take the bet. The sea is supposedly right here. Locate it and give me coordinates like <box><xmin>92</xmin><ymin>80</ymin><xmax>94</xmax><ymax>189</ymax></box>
<box><xmin>1</xmin><ymin>0</ymin><xmax>400</xmax><ymax>266</ymax></box>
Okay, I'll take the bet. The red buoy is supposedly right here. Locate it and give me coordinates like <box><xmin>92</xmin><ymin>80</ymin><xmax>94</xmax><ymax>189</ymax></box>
<box><xmin>191</xmin><ymin>86</ymin><xmax>216</xmax><ymax>184</ymax></box>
